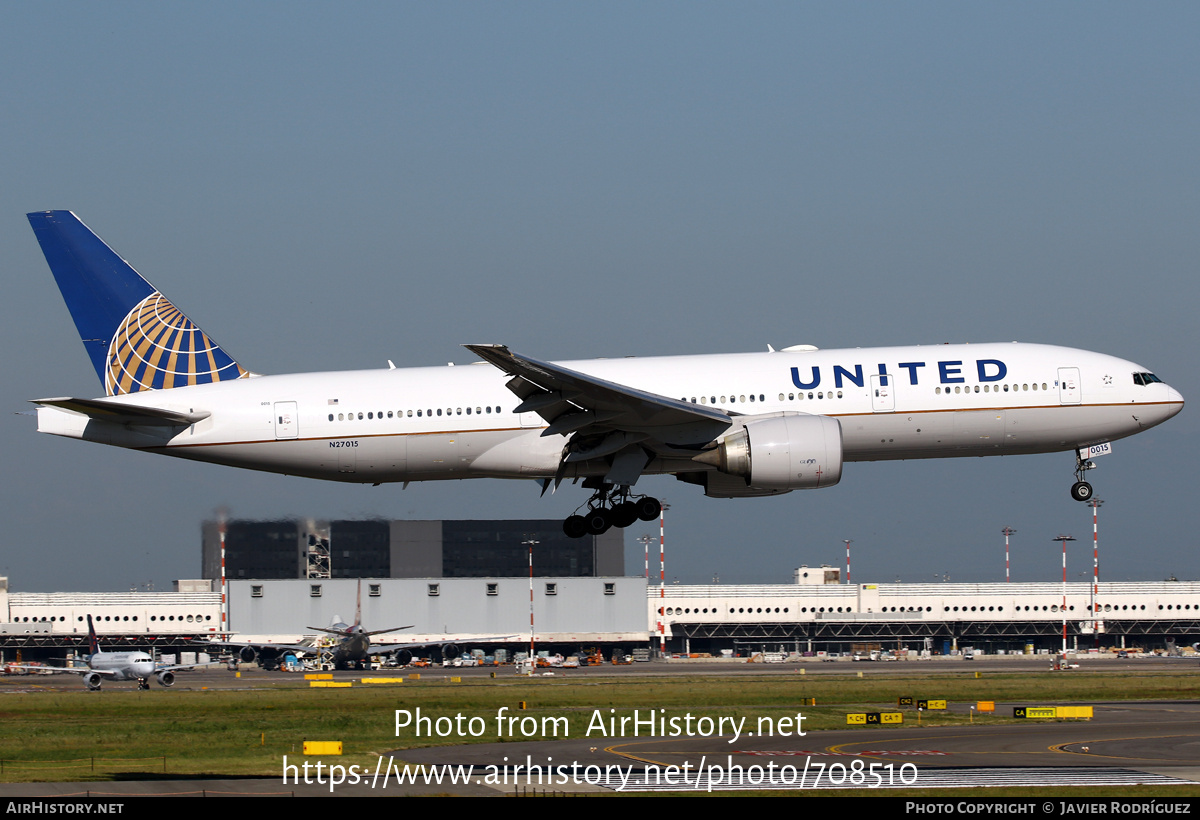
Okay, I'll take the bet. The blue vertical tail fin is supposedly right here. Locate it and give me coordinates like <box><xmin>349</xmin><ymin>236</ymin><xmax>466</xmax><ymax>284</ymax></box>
<box><xmin>27</xmin><ymin>211</ymin><xmax>249</xmax><ymax>396</ymax></box>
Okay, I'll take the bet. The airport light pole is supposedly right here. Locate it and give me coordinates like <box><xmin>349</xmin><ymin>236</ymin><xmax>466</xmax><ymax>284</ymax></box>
<box><xmin>523</xmin><ymin>536</ymin><xmax>539</xmax><ymax>670</ymax></box>
<box><xmin>1001</xmin><ymin>527</ymin><xmax>1016</xmax><ymax>583</ymax></box>
<box><xmin>657</xmin><ymin>502</ymin><xmax>670</xmax><ymax>657</ymax></box>
<box><xmin>1053</xmin><ymin>535</ymin><xmax>1076</xmax><ymax>657</ymax></box>
<box><xmin>1087</xmin><ymin>499</ymin><xmax>1104</xmax><ymax>641</ymax></box>
<box><xmin>844</xmin><ymin>540</ymin><xmax>853</xmax><ymax>585</ymax></box>
<box><xmin>636</xmin><ymin>534</ymin><xmax>652</xmax><ymax>580</ymax></box>
<box><xmin>218</xmin><ymin>511</ymin><xmax>228</xmax><ymax>638</ymax></box>
<box><xmin>636</xmin><ymin>531</ymin><xmax>654</xmax><ymax>654</ymax></box>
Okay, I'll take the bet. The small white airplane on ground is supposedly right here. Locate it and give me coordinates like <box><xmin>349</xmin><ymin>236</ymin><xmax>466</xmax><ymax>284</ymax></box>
<box><xmin>11</xmin><ymin>615</ymin><xmax>206</xmax><ymax>690</ymax></box>
<box><xmin>27</xmin><ymin>211</ymin><xmax>1184</xmax><ymax>537</ymax></box>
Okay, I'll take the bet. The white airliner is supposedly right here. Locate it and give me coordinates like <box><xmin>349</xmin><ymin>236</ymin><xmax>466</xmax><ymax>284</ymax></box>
<box><xmin>12</xmin><ymin>615</ymin><xmax>205</xmax><ymax>690</ymax></box>
<box><xmin>27</xmin><ymin>211</ymin><xmax>1184</xmax><ymax>537</ymax></box>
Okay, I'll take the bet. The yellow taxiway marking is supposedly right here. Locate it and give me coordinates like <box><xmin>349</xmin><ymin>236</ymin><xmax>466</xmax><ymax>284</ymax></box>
<box><xmin>1050</xmin><ymin>733</ymin><xmax>1200</xmax><ymax>763</ymax></box>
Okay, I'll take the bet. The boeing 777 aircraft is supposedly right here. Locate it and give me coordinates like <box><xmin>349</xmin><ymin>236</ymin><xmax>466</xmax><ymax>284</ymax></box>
<box><xmin>11</xmin><ymin>615</ymin><xmax>207</xmax><ymax>690</ymax></box>
<box><xmin>27</xmin><ymin>211</ymin><xmax>1184</xmax><ymax>537</ymax></box>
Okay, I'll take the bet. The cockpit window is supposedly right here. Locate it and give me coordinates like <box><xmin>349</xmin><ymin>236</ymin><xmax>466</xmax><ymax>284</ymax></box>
<box><xmin>1132</xmin><ymin>372</ymin><xmax>1163</xmax><ymax>386</ymax></box>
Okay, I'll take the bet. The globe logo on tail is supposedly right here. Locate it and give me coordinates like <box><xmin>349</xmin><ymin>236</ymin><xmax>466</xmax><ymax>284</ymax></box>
<box><xmin>105</xmin><ymin>292</ymin><xmax>247</xmax><ymax>395</ymax></box>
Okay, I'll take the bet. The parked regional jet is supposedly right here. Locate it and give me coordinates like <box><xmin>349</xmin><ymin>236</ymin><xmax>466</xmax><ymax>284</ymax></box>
<box><xmin>12</xmin><ymin>615</ymin><xmax>206</xmax><ymax>690</ymax></box>
<box><xmin>27</xmin><ymin>211</ymin><xmax>1184</xmax><ymax>537</ymax></box>
<box><xmin>215</xmin><ymin>581</ymin><xmax>487</xmax><ymax>670</ymax></box>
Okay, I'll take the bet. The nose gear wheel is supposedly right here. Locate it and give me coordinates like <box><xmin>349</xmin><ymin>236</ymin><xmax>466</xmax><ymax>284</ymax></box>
<box><xmin>1070</xmin><ymin>453</ymin><xmax>1096</xmax><ymax>502</ymax></box>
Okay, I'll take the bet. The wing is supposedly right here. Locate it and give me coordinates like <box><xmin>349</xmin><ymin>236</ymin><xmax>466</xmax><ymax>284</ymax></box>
<box><xmin>6</xmin><ymin>664</ymin><xmax>113</xmax><ymax>677</ymax></box>
<box><xmin>368</xmin><ymin>635</ymin><xmax>520</xmax><ymax>656</ymax></box>
<box><xmin>208</xmin><ymin>640</ymin><xmax>320</xmax><ymax>656</ymax></box>
<box><xmin>464</xmin><ymin>344</ymin><xmax>731</xmax><ymax>484</ymax></box>
<box><xmin>154</xmin><ymin>661</ymin><xmax>223</xmax><ymax>673</ymax></box>
<box><xmin>366</xmin><ymin>644</ymin><xmax>411</xmax><ymax>656</ymax></box>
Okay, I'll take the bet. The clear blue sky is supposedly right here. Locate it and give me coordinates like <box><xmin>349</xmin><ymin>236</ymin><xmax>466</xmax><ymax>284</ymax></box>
<box><xmin>2</xmin><ymin>4</ymin><xmax>1196</xmax><ymax>591</ymax></box>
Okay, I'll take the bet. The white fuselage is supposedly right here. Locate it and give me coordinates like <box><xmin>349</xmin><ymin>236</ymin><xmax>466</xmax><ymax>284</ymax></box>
<box><xmin>327</xmin><ymin>625</ymin><xmax>371</xmax><ymax>666</ymax></box>
<box><xmin>37</xmin><ymin>342</ymin><xmax>1184</xmax><ymax>485</ymax></box>
<box><xmin>87</xmin><ymin>651</ymin><xmax>156</xmax><ymax>680</ymax></box>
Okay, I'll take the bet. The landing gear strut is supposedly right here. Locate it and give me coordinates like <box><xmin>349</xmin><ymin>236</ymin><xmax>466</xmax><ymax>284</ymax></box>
<box><xmin>563</xmin><ymin>482</ymin><xmax>662</xmax><ymax>538</ymax></box>
<box><xmin>1070</xmin><ymin>453</ymin><xmax>1095</xmax><ymax>502</ymax></box>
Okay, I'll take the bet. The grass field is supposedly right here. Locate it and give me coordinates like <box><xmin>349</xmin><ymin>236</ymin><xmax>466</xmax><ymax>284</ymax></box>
<box><xmin>1</xmin><ymin>667</ymin><xmax>1198</xmax><ymax>784</ymax></box>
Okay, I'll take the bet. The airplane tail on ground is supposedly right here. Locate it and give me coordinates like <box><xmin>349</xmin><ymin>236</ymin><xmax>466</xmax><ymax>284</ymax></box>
<box><xmin>86</xmin><ymin>614</ymin><xmax>100</xmax><ymax>657</ymax></box>
<box><xmin>27</xmin><ymin>211</ymin><xmax>249</xmax><ymax>396</ymax></box>
<box><xmin>353</xmin><ymin>579</ymin><xmax>362</xmax><ymax>631</ymax></box>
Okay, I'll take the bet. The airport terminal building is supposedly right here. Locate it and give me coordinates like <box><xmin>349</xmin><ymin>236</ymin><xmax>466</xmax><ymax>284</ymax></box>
<box><xmin>651</xmin><ymin>568</ymin><xmax>1200</xmax><ymax>655</ymax></box>
<box><xmin>3</xmin><ymin>517</ymin><xmax>1200</xmax><ymax>661</ymax></box>
<box><xmin>0</xmin><ymin>575</ymin><xmax>648</xmax><ymax>661</ymax></box>
<box><xmin>4</xmin><ymin>570</ymin><xmax>1200</xmax><ymax>661</ymax></box>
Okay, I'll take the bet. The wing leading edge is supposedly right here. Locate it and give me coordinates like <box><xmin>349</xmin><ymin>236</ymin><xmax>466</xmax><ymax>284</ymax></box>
<box><xmin>464</xmin><ymin>344</ymin><xmax>731</xmax><ymax>474</ymax></box>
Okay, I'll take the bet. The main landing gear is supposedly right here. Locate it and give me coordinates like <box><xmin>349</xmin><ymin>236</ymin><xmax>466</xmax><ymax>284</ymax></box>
<box><xmin>1070</xmin><ymin>453</ymin><xmax>1096</xmax><ymax>502</ymax></box>
<box><xmin>563</xmin><ymin>482</ymin><xmax>662</xmax><ymax>538</ymax></box>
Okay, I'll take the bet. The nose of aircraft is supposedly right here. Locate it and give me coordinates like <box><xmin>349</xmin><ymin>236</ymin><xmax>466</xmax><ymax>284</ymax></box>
<box><xmin>1166</xmin><ymin>385</ymin><xmax>1185</xmax><ymax>417</ymax></box>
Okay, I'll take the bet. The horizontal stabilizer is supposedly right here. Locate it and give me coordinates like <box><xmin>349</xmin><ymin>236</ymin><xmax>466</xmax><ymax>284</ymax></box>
<box><xmin>306</xmin><ymin>624</ymin><xmax>414</xmax><ymax>637</ymax></box>
<box><xmin>33</xmin><ymin>397</ymin><xmax>210</xmax><ymax>426</ymax></box>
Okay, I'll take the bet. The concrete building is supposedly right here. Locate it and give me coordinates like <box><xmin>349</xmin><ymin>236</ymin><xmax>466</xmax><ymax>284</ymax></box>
<box><xmin>226</xmin><ymin>577</ymin><xmax>648</xmax><ymax>648</ymax></box>
<box><xmin>5</xmin><ymin>546</ymin><xmax>1199</xmax><ymax>662</ymax></box>
<box><xmin>653</xmin><ymin>577</ymin><xmax>1200</xmax><ymax>655</ymax></box>
<box><xmin>0</xmin><ymin>577</ymin><xmax>222</xmax><ymax>660</ymax></box>
<box><xmin>201</xmin><ymin>518</ymin><xmax>623</xmax><ymax>580</ymax></box>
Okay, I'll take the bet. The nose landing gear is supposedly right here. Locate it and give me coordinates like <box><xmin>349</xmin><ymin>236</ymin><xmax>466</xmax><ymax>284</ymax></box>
<box><xmin>1070</xmin><ymin>454</ymin><xmax>1096</xmax><ymax>502</ymax></box>
<box><xmin>563</xmin><ymin>483</ymin><xmax>662</xmax><ymax>538</ymax></box>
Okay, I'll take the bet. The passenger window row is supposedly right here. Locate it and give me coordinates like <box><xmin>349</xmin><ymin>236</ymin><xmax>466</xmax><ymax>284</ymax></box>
<box><xmin>937</xmin><ymin>383</ymin><xmax>1049</xmax><ymax>395</ymax></box>
<box><xmin>682</xmin><ymin>392</ymin><xmax>846</xmax><ymax>405</ymax></box>
<box><xmin>328</xmin><ymin>406</ymin><xmax>504</xmax><ymax>422</ymax></box>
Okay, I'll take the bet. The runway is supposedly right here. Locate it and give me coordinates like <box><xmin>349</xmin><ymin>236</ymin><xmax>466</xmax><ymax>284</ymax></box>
<box><xmin>397</xmin><ymin>695</ymin><xmax>1200</xmax><ymax>792</ymax></box>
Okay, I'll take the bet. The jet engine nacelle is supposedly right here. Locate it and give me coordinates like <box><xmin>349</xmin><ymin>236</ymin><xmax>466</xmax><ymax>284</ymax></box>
<box><xmin>695</xmin><ymin>413</ymin><xmax>843</xmax><ymax>490</ymax></box>
<box><xmin>393</xmin><ymin>649</ymin><xmax>413</xmax><ymax>666</ymax></box>
<box><xmin>238</xmin><ymin>646</ymin><xmax>258</xmax><ymax>664</ymax></box>
<box><xmin>84</xmin><ymin>672</ymin><xmax>103</xmax><ymax>691</ymax></box>
<box><xmin>156</xmin><ymin>671</ymin><xmax>175</xmax><ymax>687</ymax></box>
<box><xmin>441</xmin><ymin>643</ymin><xmax>460</xmax><ymax>661</ymax></box>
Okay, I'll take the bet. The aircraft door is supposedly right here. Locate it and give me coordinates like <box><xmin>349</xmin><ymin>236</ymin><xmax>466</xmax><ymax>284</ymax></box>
<box><xmin>274</xmin><ymin>402</ymin><xmax>298</xmax><ymax>439</ymax></box>
<box><xmin>1058</xmin><ymin>368</ymin><xmax>1081</xmax><ymax>405</ymax></box>
<box><xmin>870</xmin><ymin>374</ymin><xmax>895</xmax><ymax>412</ymax></box>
